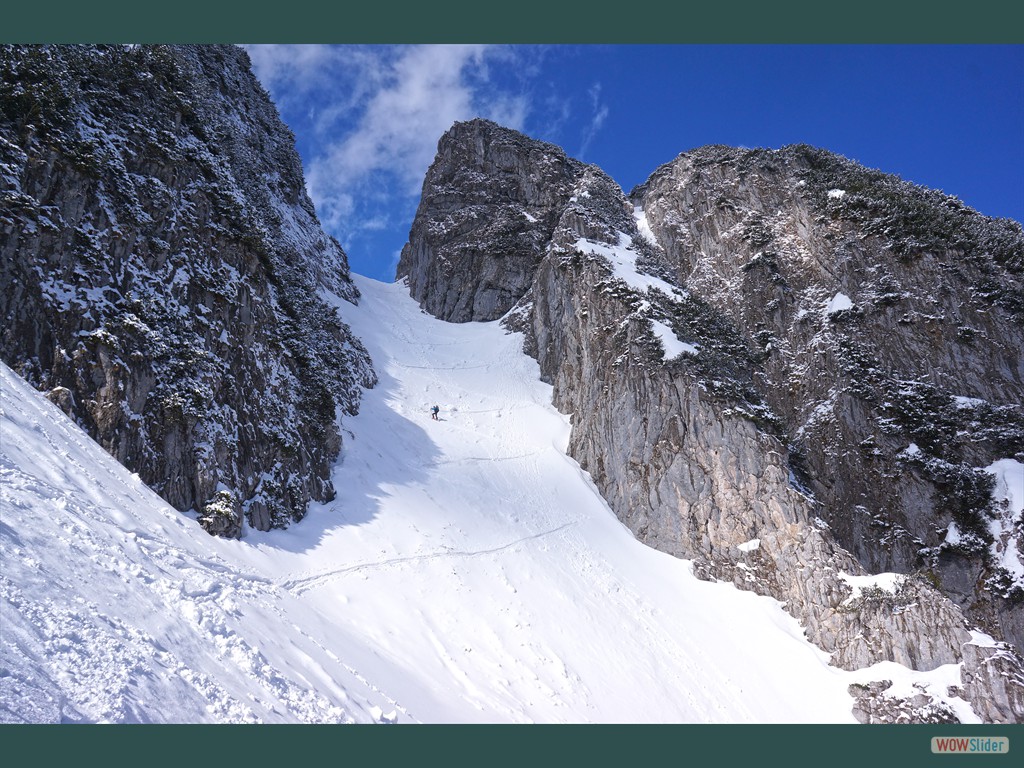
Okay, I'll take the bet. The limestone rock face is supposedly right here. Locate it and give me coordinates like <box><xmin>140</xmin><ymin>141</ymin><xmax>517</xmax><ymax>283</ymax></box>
<box><xmin>960</xmin><ymin>641</ymin><xmax>1024</xmax><ymax>723</ymax></box>
<box><xmin>400</xmin><ymin>119</ymin><xmax>1024</xmax><ymax>722</ymax></box>
<box><xmin>632</xmin><ymin>145</ymin><xmax>1024</xmax><ymax>654</ymax></box>
<box><xmin>1</xmin><ymin>45</ymin><xmax>376</xmax><ymax>536</ymax></box>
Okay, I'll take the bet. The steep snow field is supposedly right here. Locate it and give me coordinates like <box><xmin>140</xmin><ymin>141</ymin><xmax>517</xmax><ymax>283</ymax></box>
<box><xmin>1</xmin><ymin>275</ymin><xmax>977</xmax><ymax>724</ymax></box>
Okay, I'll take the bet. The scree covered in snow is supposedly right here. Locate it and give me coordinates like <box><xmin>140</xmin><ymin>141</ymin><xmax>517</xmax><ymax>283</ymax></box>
<box><xmin>0</xmin><ymin>275</ymin><xmax>982</xmax><ymax>724</ymax></box>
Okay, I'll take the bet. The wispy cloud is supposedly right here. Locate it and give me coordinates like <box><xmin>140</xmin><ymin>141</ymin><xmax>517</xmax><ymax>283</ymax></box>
<box><xmin>577</xmin><ymin>82</ymin><xmax>609</xmax><ymax>160</ymax></box>
<box><xmin>244</xmin><ymin>44</ymin><xmax>531</xmax><ymax>242</ymax></box>
<box><xmin>243</xmin><ymin>45</ymin><xmax>389</xmax><ymax>114</ymax></box>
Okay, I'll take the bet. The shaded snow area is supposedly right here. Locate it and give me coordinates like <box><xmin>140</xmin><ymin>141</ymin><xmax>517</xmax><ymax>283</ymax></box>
<box><xmin>3</xmin><ymin>275</ymin><xmax>979</xmax><ymax>724</ymax></box>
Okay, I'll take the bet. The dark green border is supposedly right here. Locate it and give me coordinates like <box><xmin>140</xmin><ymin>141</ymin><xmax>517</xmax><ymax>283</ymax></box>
<box><xmin>3</xmin><ymin>2</ymin><xmax>1024</xmax><ymax>765</ymax></box>
<box><xmin>2</xmin><ymin>0</ymin><xmax>1024</xmax><ymax>42</ymax></box>
<box><xmin>2</xmin><ymin>723</ymin><xmax>1023</xmax><ymax>766</ymax></box>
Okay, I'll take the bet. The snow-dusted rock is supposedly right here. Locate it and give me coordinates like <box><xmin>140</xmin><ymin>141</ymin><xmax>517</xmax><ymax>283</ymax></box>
<box><xmin>632</xmin><ymin>144</ymin><xmax>1024</xmax><ymax>656</ymax></box>
<box><xmin>396</xmin><ymin>118</ymin><xmax>624</xmax><ymax>323</ymax></box>
<box><xmin>0</xmin><ymin>45</ymin><xmax>375</xmax><ymax>535</ymax></box>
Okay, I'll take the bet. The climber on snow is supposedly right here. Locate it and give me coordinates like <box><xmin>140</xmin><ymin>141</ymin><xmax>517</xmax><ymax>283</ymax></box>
<box><xmin>431</xmin><ymin>404</ymin><xmax>440</xmax><ymax>421</ymax></box>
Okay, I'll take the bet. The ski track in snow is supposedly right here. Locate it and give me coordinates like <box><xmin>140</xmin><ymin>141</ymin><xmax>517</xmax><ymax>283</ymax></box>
<box><xmin>280</xmin><ymin>521</ymin><xmax>579</xmax><ymax>595</ymax></box>
<box><xmin>6</xmin><ymin>273</ymin><xmax>970</xmax><ymax>724</ymax></box>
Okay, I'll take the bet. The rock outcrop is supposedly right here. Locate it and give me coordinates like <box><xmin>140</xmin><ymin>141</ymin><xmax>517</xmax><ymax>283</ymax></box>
<box><xmin>397</xmin><ymin>119</ymin><xmax>596</xmax><ymax>322</ymax></box>
<box><xmin>1</xmin><ymin>44</ymin><xmax>376</xmax><ymax>536</ymax></box>
<box><xmin>400</xmin><ymin>118</ymin><xmax>1024</xmax><ymax>722</ymax></box>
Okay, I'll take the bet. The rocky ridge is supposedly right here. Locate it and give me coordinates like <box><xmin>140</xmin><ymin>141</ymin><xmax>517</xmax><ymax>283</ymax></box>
<box><xmin>0</xmin><ymin>44</ymin><xmax>376</xmax><ymax>536</ymax></box>
<box><xmin>399</xmin><ymin>118</ymin><xmax>1024</xmax><ymax>723</ymax></box>
<box><xmin>632</xmin><ymin>145</ymin><xmax>1024</xmax><ymax>651</ymax></box>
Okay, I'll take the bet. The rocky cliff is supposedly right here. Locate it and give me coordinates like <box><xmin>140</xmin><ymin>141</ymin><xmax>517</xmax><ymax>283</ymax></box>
<box><xmin>399</xmin><ymin>118</ymin><xmax>1024</xmax><ymax>723</ymax></box>
<box><xmin>1</xmin><ymin>44</ymin><xmax>376</xmax><ymax>537</ymax></box>
<box><xmin>631</xmin><ymin>145</ymin><xmax>1024</xmax><ymax>654</ymax></box>
<box><xmin>397</xmin><ymin>122</ymin><xmax>592</xmax><ymax>322</ymax></box>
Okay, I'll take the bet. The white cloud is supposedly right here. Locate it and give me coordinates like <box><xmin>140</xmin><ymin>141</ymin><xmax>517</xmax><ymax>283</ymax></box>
<box><xmin>242</xmin><ymin>44</ymin><xmax>388</xmax><ymax>113</ymax></box>
<box><xmin>243</xmin><ymin>44</ymin><xmax>337</xmax><ymax>104</ymax></box>
<box><xmin>314</xmin><ymin>45</ymin><xmax>486</xmax><ymax>192</ymax></box>
<box><xmin>245</xmin><ymin>44</ymin><xmax>532</xmax><ymax>242</ymax></box>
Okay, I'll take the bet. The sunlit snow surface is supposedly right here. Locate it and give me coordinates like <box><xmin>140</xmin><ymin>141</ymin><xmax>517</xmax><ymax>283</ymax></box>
<box><xmin>985</xmin><ymin>458</ymin><xmax>1024</xmax><ymax>581</ymax></box>
<box><xmin>1</xmin><ymin>275</ymin><xmax>980</xmax><ymax>724</ymax></box>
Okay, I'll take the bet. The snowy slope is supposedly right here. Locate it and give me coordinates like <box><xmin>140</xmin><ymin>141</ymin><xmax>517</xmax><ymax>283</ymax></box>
<box><xmin>0</xmin><ymin>359</ymin><xmax>395</xmax><ymax>723</ymax></box>
<box><xmin>1</xmin><ymin>275</ymin><xmax>979</xmax><ymax>724</ymax></box>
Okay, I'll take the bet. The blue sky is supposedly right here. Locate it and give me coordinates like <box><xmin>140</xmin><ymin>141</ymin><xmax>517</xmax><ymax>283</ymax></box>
<box><xmin>243</xmin><ymin>45</ymin><xmax>1024</xmax><ymax>283</ymax></box>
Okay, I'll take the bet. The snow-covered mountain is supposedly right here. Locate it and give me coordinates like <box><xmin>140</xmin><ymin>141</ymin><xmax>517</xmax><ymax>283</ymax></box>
<box><xmin>398</xmin><ymin>119</ymin><xmax>1024</xmax><ymax>722</ymax></box>
<box><xmin>0</xmin><ymin>275</ymin><xmax>986</xmax><ymax>723</ymax></box>
<box><xmin>2</xmin><ymin>46</ymin><xmax>1023</xmax><ymax>725</ymax></box>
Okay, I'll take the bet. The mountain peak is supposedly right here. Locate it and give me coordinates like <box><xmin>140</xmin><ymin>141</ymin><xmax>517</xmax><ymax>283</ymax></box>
<box><xmin>400</xmin><ymin>119</ymin><xmax>1024</xmax><ymax>722</ymax></box>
